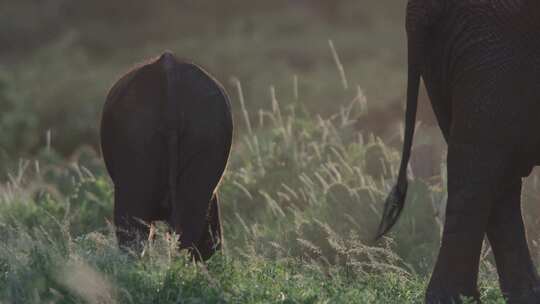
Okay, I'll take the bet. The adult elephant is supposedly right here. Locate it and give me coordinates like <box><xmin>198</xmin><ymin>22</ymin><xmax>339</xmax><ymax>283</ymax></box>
<box><xmin>376</xmin><ymin>1</ymin><xmax>540</xmax><ymax>303</ymax></box>
<box><xmin>100</xmin><ymin>51</ymin><xmax>233</xmax><ymax>261</ymax></box>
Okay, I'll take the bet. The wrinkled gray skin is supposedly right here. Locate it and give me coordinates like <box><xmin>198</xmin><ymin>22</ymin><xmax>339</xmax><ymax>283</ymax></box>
<box><xmin>377</xmin><ymin>1</ymin><xmax>540</xmax><ymax>303</ymax></box>
<box><xmin>100</xmin><ymin>52</ymin><xmax>233</xmax><ymax>261</ymax></box>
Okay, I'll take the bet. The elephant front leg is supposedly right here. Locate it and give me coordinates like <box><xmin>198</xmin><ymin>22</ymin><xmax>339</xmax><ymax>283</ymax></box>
<box><xmin>486</xmin><ymin>177</ymin><xmax>540</xmax><ymax>304</ymax></box>
<box><xmin>426</xmin><ymin>143</ymin><xmax>512</xmax><ymax>304</ymax></box>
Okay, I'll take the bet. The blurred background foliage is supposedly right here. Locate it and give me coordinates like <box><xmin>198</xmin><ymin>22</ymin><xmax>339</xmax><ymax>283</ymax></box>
<box><xmin>0</xmin><ymin>0</ymin><xmax>408</xmax><ymax>164</ymax></box>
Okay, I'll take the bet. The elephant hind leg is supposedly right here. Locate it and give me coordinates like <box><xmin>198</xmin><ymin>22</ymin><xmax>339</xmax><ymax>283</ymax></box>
<box><xmin>114</xmin><ymin>186</ymin><xmax>153</xmax><ymax>253</ymax></box>
<box><xmin>114</xmin><ymin>181</ymin><xmax>170</xmax><ymax>254</ymax></box>
<box><xmin>191</xmin><ymin>195</ymin><xmax>223</xmax><ymax>261</ymax></box>
<box><xmin>115</xmin><ymin>215</ymin><xmax>151</xmax><ymax>253</ymax></box>
<box><xmin>426</xmin><ymin>142</ymin><xmax>517</xmax><ymax>304</ymax></box>
<box><xmin>486</xmin><ymin>177</ymin><xmax>540</xmax><ymax>303</ymax></box>
<box><xmin>168</xmin><ymin>143</ymin><xmax>228</xmax><ymax>261</ymax></box>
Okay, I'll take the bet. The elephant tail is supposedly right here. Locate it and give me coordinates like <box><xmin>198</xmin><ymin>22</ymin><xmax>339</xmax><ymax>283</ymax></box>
<box><xmin>375</xmin><ymin>26</ymin><xmax>423</xmax><ymax>239</ymax></box>
<box><xmin>160</xmin><ymin>51</ymin><xmax>183</xmax><ymax>214</ymax></box>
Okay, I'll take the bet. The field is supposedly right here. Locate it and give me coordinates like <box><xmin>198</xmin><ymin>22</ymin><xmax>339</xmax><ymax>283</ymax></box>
<box><xmin>0</xmin><ymin>1</ymin><xmax>536</xmax><ymax>303</ymax></box>
<box><xmin>0</xmin><ymin>96</ymin><xmax>508</xmax><ymax>303</ymax></box>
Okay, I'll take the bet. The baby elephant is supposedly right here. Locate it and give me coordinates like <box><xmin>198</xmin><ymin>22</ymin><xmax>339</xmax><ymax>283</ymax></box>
<box><xmin>100</xmin><ymin>51</ymin><xmax>233</xmax><ymax>261</ymax></box>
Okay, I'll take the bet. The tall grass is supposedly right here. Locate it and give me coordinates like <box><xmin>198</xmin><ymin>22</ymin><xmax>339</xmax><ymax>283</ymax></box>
<box><xmin>220</xmin><ymin>75</ymin><xmax>445</xmax><ymax>274</ymax></box>
<box><xmin>0</xmin><ymin>73</ymin><xmax>511</xmax><ymax>302</ymax></box>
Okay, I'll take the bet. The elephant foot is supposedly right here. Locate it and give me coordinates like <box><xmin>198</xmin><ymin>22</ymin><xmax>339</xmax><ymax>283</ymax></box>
<box><xmin>425</xmin><ymin>291</ymin><xmax>480</xmax><ymax>304</ymax></box>
<box><xmin>426</xmin><ymin>282</ymin><xmax>480</xmax><ymax>304</ymax></box>
<box><xmin>504</xmin><ymin>285</ymin><xmax>540</xmax><ymax>304</ymax></box>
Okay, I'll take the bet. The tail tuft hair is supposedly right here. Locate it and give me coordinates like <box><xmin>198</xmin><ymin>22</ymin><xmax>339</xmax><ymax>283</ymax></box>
<box><xmin>375</xmin><ymin>181</ymin><xmax>408</xmax><ymax>240</ymax></box>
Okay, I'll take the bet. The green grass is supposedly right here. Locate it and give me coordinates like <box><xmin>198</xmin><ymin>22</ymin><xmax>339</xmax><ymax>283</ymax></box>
<box><xmin>0</xmin><ymin>225</ymin><xmax>427</xmax><ymax>304</ymax></box>
<box><xmin>0</xmin><ymin>94</ymin><xmax>507</xmax><ymax>303</ymax></box>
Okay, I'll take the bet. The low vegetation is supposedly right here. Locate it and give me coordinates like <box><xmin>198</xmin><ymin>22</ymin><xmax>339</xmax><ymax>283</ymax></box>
<box><xmin>0</xmin><ymin>88</ymin><xmax>507</xmax><ymax>303</ymax></box>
